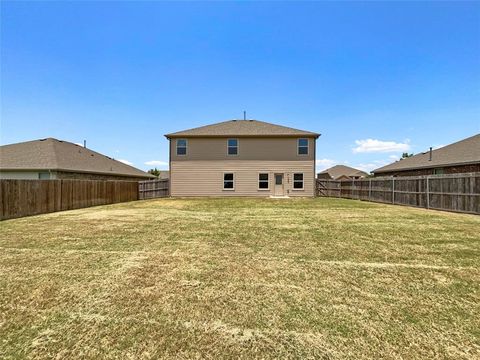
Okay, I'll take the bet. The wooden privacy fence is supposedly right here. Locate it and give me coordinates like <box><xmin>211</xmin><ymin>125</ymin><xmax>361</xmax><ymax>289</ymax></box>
<box><xmin>138</xmin><ymin>179</ymin><xmax>169</xmax><ymax>199</ymax></box>
<box><xmin>1</xmin><ymin>179</ymin><xmax>139</xmax><ymax>220</ymax></box>
<box><xmin>316</xmin><ymin>172</ymin><xmax>480</xmax><ymax>215</ymax></box>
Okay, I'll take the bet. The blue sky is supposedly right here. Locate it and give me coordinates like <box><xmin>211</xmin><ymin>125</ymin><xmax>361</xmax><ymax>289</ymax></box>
<box><xmin>1</xmin><ymin>1</ymin><xmax>479</xmax><ymax>173</ymax></box>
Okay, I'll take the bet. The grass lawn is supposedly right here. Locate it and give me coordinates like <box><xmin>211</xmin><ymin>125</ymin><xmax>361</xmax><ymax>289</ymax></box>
<box><xmin>1</xmin><ymin>198</ymin><xmax>479</xmax><ymax>359</ymax></box>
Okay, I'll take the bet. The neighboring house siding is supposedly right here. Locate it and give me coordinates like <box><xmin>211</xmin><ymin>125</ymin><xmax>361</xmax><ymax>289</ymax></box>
<box><xmin>375</xmin><ymin>163</ymin><xmax>480</xmax><ymax>177</ymax></box>
<box><xmin>170</xmin><ymin>137</ymin><xmax>315</xmax><ymax>161</ymax></box>
<box><xmin>0</xmin><ymin>171</ymin><xmax>55</xmax><ymax>179</ymax></box>
<box><xmin>170</xmin><ymin>160</ymin><xmax>314</xmax><ymax>197</ymax></box>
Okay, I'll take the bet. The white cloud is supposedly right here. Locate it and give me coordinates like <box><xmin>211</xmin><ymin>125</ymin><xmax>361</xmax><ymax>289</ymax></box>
<box><xmin>355</xmin><ymin>161</ymin><xmax>388</xmax><ymax>173</ymax></box>
<box><xmin>354</xmin><ymin>157</ymin><xmax>401</xmax><ymax>173</ymax></box>
<box><xmin>354</xmin><ymin>164</ymin><xmax>376</xmax><ymax>173</ymax></box>
<box><xmin>353</xmin><ymin>139</ymin><xmax>410</xmax><ymax>153</ymax></box>
<box><xmin>145</xmin><ymin>160</ymin><xmax>169</xmax><ymax>167</ymax></box>
<box><xmin>118</xmin><ymin>159</ymin><xmax>134</xmax><ymax>166</ymax></box>
<box><xmin>315</xmin><ymin>158</ymin><xmax>336</xmax><ymax>171</ymax></box>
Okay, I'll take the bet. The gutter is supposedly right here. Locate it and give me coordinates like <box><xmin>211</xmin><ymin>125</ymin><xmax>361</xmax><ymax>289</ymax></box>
<box><xmin>0</xmin><ymin>168</ymin><xmax>155</xmax><ymax>179</ymax></box>
<box><xmin>164</xmin><ymin>134</ymin><xmax>321</xmax><ymax>140</ymax></box>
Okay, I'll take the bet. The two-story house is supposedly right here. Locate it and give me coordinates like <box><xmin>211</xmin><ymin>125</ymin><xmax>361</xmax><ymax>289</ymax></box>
<box><xmin>165</xmin><ymin>120</ymin><xmax>320</xmax><ymax>197</ymax></box>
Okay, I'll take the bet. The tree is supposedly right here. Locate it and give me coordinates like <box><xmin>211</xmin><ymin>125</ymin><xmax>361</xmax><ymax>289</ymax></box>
<box><xmin>147</xmin><ymin>167</ymin><xmax>160</xmax><ymax>177</ymax></box>
<box><xmin>401</xmin><ymin>152</ymin><xmax>413</xmax><ymax>159</ymax></box>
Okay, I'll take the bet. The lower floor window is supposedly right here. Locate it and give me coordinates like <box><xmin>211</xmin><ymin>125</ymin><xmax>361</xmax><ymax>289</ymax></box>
<box><xmin>293</xmin><ymin>173</ymin><xmax>304</xmax><ymax>189</ymax></box>
<box><xmin>223</xmin><ymin>173</ymin><xmax>234</xmax><ymax>190</ymax></box>
<box><xmin>258</xmin><ymin>173</ymin><xmax>269</xmax><ymax>189</ymax></box>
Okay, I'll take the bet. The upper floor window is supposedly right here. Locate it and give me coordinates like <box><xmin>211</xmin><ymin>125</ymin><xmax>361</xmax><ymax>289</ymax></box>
<box><xmin>176</xmin><ymin>139</ymin><xmax>187</xmax><ymax>155</ymax></box>
<box><xmin>227</xmin><ymin>139</ymin><xmax>238</xmax><ymax>155</ymax></box>
<box><xmin>298</xmin><ymin>138</ymin><xmax>309</xmax><ymax>155</ymax></box>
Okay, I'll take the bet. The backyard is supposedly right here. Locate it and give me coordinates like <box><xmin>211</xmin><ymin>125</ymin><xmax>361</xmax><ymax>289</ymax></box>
<box><xmin>0</xmin><ymin>198</ymin><xmax>479</xmax><ymax>359</ymax></box>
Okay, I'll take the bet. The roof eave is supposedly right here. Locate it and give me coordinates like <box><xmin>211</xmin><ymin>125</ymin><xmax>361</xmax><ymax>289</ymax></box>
<box><xmin>164</xmin><ymin>133</ymin><xmax>321</xmax><ymax>139</ymax></box>
<box><xmin>0</xmin><ymin>167</ymin><xmax>155</xmax><ymax>179</ymax></box>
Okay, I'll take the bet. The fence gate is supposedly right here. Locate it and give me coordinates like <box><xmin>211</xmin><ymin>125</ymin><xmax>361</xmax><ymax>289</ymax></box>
<box><xmin>139</xmin><ymin>179</ymin><xmax>169</xmax><ymax>199</ymax></box>
<box><xmin>316</xmin><ymin>180</ymin><xmax>328</xmax><ymax>196</ymax></box>
<box><xmin>316</xmin><ymin>179</ymin><xmax>341</xmax><ymax>198</ymax></box>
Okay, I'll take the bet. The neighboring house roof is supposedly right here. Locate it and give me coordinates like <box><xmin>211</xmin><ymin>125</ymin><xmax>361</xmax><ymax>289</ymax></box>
<box><xmin>0</xmin><ymin>138</ymin><xmax>155</xmax><ymax>178</ymax></box>
<box><xmin>158</xmin><ymin>170</ymin><xmax>169</xmax><ymax>179</ymax></box>
<box><xmin>165</xmin><ymin>119</ymin><xmax>320</xmax><ymax>138</ymax></box>
<box><xmin>318</xmin><ymin>165</ymin><xmax>369</xmax><ymax>180</ymax></box>
<box><xmin>373</xmin><ymin>134</ymin><xmax>480</xmax><ymax>174</ymax></box>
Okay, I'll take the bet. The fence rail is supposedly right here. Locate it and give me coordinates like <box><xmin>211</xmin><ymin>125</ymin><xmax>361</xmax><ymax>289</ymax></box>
<box><xmin>139</xmin><ymin>179</ymin><xmax>169</xmax><ymax>199</ymax></box>
<box><xmin>316</xmin><ymin>172</ymin><xmax>480</xmax><ymax>215</ymax></box>
<box><xmin>1</xmin><ymin>179</ymin><xmax>139</xmax><ymax>220</ymax></box>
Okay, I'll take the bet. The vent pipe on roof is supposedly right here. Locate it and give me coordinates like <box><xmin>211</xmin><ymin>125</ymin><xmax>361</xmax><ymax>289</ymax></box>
<box><xmin>243</xmin><ymin>111</ymin><xmax>246</xmax><ymax>120</ymax></box>
<box><xmin>83</xmin><ymin>140</ymin><xmax>86</xmax><ymax>148</ymax></box>
<box><xmin>429</xmin><ymin>147</ymin><xmax>432</xmax><ymax>161</ymax></box>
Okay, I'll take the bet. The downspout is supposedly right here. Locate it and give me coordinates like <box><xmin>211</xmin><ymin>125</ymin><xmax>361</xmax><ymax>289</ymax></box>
<box><xmin>313</xmin><ymin>136</ymin><xmax>316</xmax><ymax>197</ymax></box>
<box><xmin>168</xmin><ymin>137</ymin><xmax>172</xmax><ymax>197</ymax></box>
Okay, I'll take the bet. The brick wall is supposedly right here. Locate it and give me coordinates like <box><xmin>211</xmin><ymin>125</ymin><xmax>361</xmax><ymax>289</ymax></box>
<box><xmin>55</xmin><ymin>171</ymin><xmax>150</xmax><ymax>181</ymax></box>
<box><xmin>374</xmin><ymin>163</ymin><xmax>480</xmax><ymax>177</ymax></box>
<box><xmin>317</xmin><ymin>173</ymin><xmax>332</xmax><ymax>180</ymax></box>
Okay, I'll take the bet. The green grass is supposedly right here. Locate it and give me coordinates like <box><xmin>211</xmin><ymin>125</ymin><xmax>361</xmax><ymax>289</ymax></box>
<box><xmin>1</xmin><ymin>198</ymin><xmax>479</xmax><ymax>359</ymax></box>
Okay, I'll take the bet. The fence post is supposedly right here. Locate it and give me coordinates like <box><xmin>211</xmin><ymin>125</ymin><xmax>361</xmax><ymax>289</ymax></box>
<box><xmin>369</xmin><ymin>179</ymin><xmax>372</xmax><ymax>200</ymax></box>
<box><xmin>392</xmin><ymin>177</ymin><xmax>395</xmax><ymax>204</ymax></box>
<box><xmin>426</xmin><ymin>176</ymin><xmax>430</xmax><ymax>209</ymax></box>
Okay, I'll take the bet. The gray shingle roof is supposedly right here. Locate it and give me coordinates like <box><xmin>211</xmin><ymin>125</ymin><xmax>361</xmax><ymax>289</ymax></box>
<box><xmin>318</xmin><ymin>165</ymin><xmax>369</xmax><ymax>179</ymax></box>
<box><xmin>373</xmin><ymin>134</ymin><xmax>480</xmax><ymax>174</ymax></box>
<box><xmin>165</xmin><ymin>119</ymin><xmax>320</xmax><ymax>138</ymax></box>
<box><xmin>0</xmin><ymin>138</ymin><xmax>155</xmax><ymax>178</ymax></box>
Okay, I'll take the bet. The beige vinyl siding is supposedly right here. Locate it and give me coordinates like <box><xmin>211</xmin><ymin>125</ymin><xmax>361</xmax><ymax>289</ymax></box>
<box><xmin>170</xmin><ymin>160</ymin><xmax>314</xmax><ymax>197</ymax></box>
<box><xmin>170</xmin><ymin>137</ymin><xmax>315</xmax><ymax>161</ymax></box>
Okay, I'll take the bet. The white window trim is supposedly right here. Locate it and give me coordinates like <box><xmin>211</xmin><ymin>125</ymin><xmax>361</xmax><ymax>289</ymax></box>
<box><xmin>292</xmin><ymin>172</ymin><xmax>304</xmax><ymax>190</ymax></box>
<box><xmin>223</xmin><ymin>172</ymin><xmax>235</xmax><ymax>191</ymax></box>
<box><xmin>227</xmin><ymin>138</ymin><xmax>239</xmax><ymax>156</ymax></box>
<box><xmin>258</xmin><ymin>172</ymin><xmax>270</xmax><ymax>191</ymax></box>
<box><xmin>297</xmin><ymin>138</ymin><xmax>309</xmax><ymax>156</ymax></box>
<box><xmin>176</xmin><ymin>139</ymin><xmax>187</xmax><ymax>156</ymax></box>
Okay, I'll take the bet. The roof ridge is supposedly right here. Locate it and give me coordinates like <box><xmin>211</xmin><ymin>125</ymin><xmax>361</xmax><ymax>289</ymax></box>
<box><xmin>53</xmin><ymin>139</ymin><xmax>148</xmax><ymax>172</ymax></box>
<box><xmin>165</xmin><ymin>119</ymin><xmax>320</xmax><ymax>138</ymax></box>
<box><xmin>320</xmin><ymin>164</ymin><xmax>361</xmax><ymax>171</ymax></box>
<box><xmin>1</xmin><ymin>137</ymin><xmax>154</xmax><ymax>178</ymax></box>
<box><xmin>373</xmin><ymin>133</ymin><xmax>480</xmax><ymax>173</ymax></box>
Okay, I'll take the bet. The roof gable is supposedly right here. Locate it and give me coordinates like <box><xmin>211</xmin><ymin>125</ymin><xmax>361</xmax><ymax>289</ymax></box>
<box><xmin>0</xmin><ymin>138</ymin><xmax>154</xmax><ymax>178</ymax></box>
<box><xmin>165</xmin><ymin>119</ymin><xmax>320</xmax><ymax>138</ymax></box>
<box><xmin>318</xmin><ymin>165</ymin><xmax>368</xmax><ymax>179</ymax></box>
<box><xmin>373</xmin><ymin>134</ymin><xmax>480</xmax><ymax>173</ymax></box>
